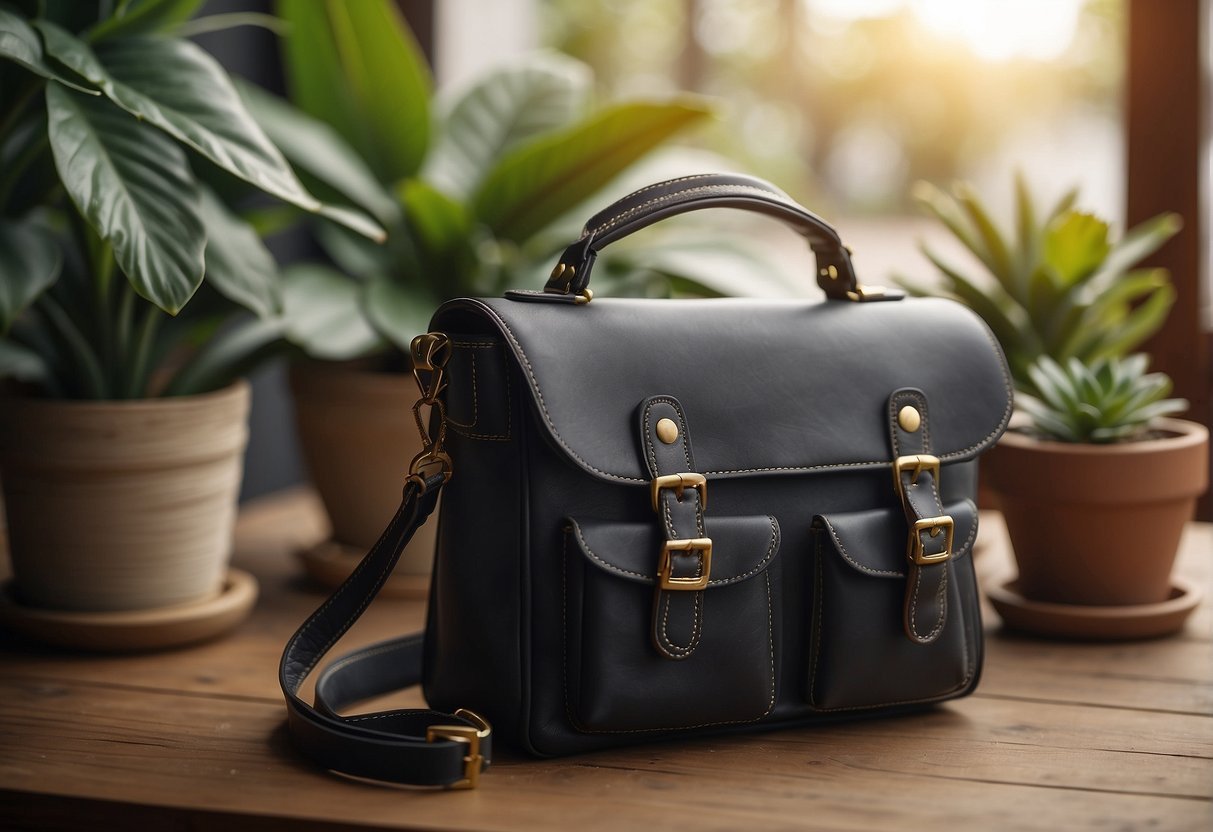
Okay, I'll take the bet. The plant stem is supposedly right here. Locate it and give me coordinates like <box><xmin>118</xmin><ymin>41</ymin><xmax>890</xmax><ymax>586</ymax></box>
<box><xmin>90</xmin><ymin>240</ymin><xmax>118</xmax><ymax>387</ymax></box>
<box><xmin>37</xmin><ymin>294</ymin><xmax>109</xmax><ymax>399</ymax></box>
<box><xmin>126</xmin><ymin>302</ymin><xmax>162</xmax><ymax>398</ymax></box>
<box><xmin>115</xmin><ymin>278</ymin><xmax>135</xmax><ymax>370</ymax></box>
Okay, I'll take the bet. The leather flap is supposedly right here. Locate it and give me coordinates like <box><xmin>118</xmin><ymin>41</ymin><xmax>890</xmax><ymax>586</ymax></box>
<box><xmin>432</xmin><ymin>296</ymin><xmax>1012</xmax><ymax>484</ymax></box>
<box><xmin>815</xmin><ymin>499</ymin><xmax>977</xmax><ymax>579</ymax></box>
<box><xmin>567</xmin><ymin>515</ymin><xmax>779</xmax><ymax>587</ymax></box>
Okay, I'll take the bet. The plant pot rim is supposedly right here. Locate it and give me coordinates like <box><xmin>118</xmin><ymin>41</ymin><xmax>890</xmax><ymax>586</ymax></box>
<box><xmin>997</xmin><ymin>416</ymin><xmax>1208</xmax><ymax>456</ymax></box>
<box><xmin>0</xmin><ymin>378</ymin><xmax>250</xmax><ymax>413</ymax></box>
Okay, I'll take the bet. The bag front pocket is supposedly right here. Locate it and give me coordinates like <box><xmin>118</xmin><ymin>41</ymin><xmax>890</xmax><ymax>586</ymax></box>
<box><xmin>808</xmin><ymin>499</ymin><xmax>979</xmax><ymax>711</ymax></box>
<box><xmin>564</xmin><ymin>515</ymin><xmax>780</xmax><ymax>733</ymax></box>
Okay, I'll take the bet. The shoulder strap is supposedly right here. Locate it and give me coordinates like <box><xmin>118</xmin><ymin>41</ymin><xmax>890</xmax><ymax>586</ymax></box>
<box><xmin>278</xmin><ymin>473</ymin><xmax>492</xmax><ymax>788</ymax></box>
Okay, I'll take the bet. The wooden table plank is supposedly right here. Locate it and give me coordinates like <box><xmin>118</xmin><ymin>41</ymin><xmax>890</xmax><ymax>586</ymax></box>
<box><xmin>1</xmin><ymin>679</ymin><xmax>1208</xmax><ymax>831</ymax></box>
<box><xmin>1</xmin><ymin>488</ymin><xmax>1210</xmax><ymax>831</ymax></box>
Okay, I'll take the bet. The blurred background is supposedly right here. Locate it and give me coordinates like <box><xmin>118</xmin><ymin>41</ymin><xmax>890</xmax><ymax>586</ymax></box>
<box><xmin>202</xmin><ymin>0</ymin><xmax>1208</xmax><ymax>508</ymax></box>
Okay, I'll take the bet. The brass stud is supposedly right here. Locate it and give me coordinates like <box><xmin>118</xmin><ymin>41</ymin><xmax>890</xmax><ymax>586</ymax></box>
<box><xmin>656</xmin><ymin>418</ymin><xmax>679</xmax><ymax>444</ymax></box>
<box><xmin>898</xmin><ymin>405</ymin><xmax>921</xmax><ymax>433</ymax></box>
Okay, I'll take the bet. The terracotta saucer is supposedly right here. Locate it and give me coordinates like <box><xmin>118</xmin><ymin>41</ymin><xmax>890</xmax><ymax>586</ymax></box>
<box><xmin>0</xmin><ymin>569</ymin><xmax>258</xmax><ymax>652</ymax></box>
<box><xmin>297</xmin><ymin>539</ymin><xmax>430</xmax><ymax>600</ymax></box>
<box><xmin>986</xmin><ymin>575</ymin><xmax>1203</xmax><ymax>641</ymax></box>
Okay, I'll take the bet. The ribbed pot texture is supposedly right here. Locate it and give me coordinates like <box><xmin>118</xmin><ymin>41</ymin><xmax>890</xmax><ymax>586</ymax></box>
<box><xmin>984</xmin><ymin>418</ymin><xmax>1209</xmax><ymax>606</ymax></box>
<box><xmin>0</xmin><ymin>382</ymin><xmax>250</xmax><ymax>612</ymax></box>
<box><xmin>289</xmin><ymin>362</ymin><xmax>437</xmax><ymax>572</ymax></box>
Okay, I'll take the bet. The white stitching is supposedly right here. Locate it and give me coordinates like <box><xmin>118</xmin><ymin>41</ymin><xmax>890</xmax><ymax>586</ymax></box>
<box><xmin>445</xmin><ymin>344</ymin><xmax>479</xmax><ymax>428</ymax></box>
<box><xmin>580</xmin><ymin>174</ymin><xmax>724</xmax><ymax>236</ymax></box>
<box><xmin>562</xmin><ymin>544</ymin><xmax>776</xmax><ymax>734</ymax></box>
<box><xmin>447</xmin><ymin>343</ymin><xmax>513</xmax><ymax>441</ymax></box>
<box><xmin>588</xmin><ymin>183</ymin><xmax>800</xmax><ymax>238</ymax></box>
<box><xmin>284</xmin><ymin>499</ymin><xmax>414</xmax><ymax>687</ymax></box>
<box><xmin>456</xmin><ymin>299</ymin><xmax>1013</xmax><ymax>482</ymax></box>
<box><xmin>567</xmin><ymin>517</ymin><xmax>780</xmax><ymax>587</ymax></box>
<box><xmin>656</xmin><ymin>588</ymin><xmax>703</xmax><ymax>656</ymax></box>
<box><xmin>809</xmin><ymin>513</ymin><xmax>978</xmax><ymax>713</ymax></box>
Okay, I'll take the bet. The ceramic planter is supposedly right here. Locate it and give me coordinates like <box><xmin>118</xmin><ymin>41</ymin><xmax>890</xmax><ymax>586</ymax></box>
<box><xmin>983</xmin><ymin>417</ymin><xmax>1209</xmax><ymax>606</ymax></box>
<box><xmin>0</xmin><ymin>382</ymin><xmax>250</xmax><ymax>612</ymax></box>
<box><xmin>289</xmin><ymin>361</ymin><xmax>437</xmax><ymax>577</ymax></box>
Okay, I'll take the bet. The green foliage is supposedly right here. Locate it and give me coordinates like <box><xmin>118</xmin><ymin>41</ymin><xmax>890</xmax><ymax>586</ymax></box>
<box><xmin>900</xmin><ymin>175</ymin><xmax>1181</xmax><ymax>394</ymax></box>
<box><xmin>268</xmin><ymin>0</ymin><xmax>722</xmax><ymax>358</ymax></box>
<box><xmin>0</xmin><ymin>0</ymin><xmax>383</xmax><ymax>398</ymax></box>
<box><xmin>1017</xmin><ymin>355</ymin><xmax>1188</xmax><ymax>443</ymax></box>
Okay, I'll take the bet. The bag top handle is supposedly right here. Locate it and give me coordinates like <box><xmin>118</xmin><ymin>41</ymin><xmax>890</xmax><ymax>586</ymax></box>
<box><xmin>527</xmin><ymin>173</ymin><xmax>898</xmax><ymax>303</ymax></box>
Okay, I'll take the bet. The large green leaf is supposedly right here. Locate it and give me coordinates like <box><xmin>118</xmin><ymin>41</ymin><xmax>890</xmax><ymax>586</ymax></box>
<box><xmin>363</xmin><ymin>272</ymin><xmax>437</xmax><ymax>351</ymax></box>
<box><xmin>46</xmin><ymin>83</ymin><xmax>205</xmax><ymax>314</ymax></box>
<box><xmin>399</xmin><ymin>178</ymin><xmax>472</xmax><ymax>269</ymax></box>
<box><xmin>0</xmin><ymin>217</ymin><xmax>61</xmax><ymax>331</ymax></box>
<box><xmin>162</xmin><ymin>314</ymin><xmax>286</xmax><ymax>396</ymax></box>
<box><xmin>281</xmin><ymin>264</ymin><xmax>382</xmax><ymax>360</ymax></box>
<box><xmin>424</xmin><ymin>52</ymin><xmax>590</xmax><ymax>199</ymax></box>
<box><xmin>1086</xmin><ymin>283</ymin><xmax>1176</xmax><ymax>360</ymax></box>
<box><xmin>197</xmin><ymin>187</ymin><xmax>282</xmax><ymax>319</ymax></box>
<box><xmin>911</xmin><ymin>181</ymin><xmax>1005</xmax><ymax>292</ymax></box>
<box><xmin>1042</xmin><ymin>211</ymin><xmax>1110</xmax><ymax>287</ymax></box>
<box><xmin>955</xmin><ymin>183</ymin><xmax>1014</xmax><ymax>284</ymax></box>
<box><xmin>0</xmin><ymin>7</ymin><xmax>95</xmax><ymax>91</ymax></box>
<box><xmin>235</xmin><ymin>80</ymin><xmax>398</xmax><ymax>226</ymax></box>
<box><xmin>86</xmin><ymin>0</ymin><xmax>203</xmax><ymax>41</ymax></box>
<box><xmin>37</xmin><ymin>23</ymin><xmax>383</xmax><ymax>240</ymax></box>
<box><xmin>1084</xmin><ymin>212</ymin><xmax>1181</xmax><ymax>291</ymax></box>
<box><xmin>278</xmin><ymin>0</ymin><xmax>431</xmax><ymax>184</ymax></box>
<box><xmin>474</xmin><ymin>100</ymin><xmax>712</xmax><ymax>244</ymax></box>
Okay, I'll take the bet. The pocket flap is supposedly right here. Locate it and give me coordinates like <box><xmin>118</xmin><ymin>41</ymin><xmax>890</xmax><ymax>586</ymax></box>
<box><xmin>567</xmin><ymin>515</ymin><xmax>779</xmax><ymax>587</ymax></box>
<box><xmin>815</xmin><ymin>500</ymin><xmax>977</xmax><ymax>578</ymax></box>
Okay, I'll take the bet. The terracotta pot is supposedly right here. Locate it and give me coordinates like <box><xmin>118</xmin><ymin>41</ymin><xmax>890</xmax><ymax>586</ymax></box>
<box><xmin>983</xmin><ymin>418</ymin><xmax>1209</xmax><ymax>606</ymax></box>
<box><xmin>0</xmin><ymin>382</ymin><xmax>250</xmax><ymax>612</ymax></box>
<box><xmin>289</xmin><ymin>361</ymin><xmax>436</xmax><ymax>575</ymax></box>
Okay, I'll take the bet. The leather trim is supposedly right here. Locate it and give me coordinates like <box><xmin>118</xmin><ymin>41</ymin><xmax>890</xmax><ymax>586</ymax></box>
<box><xmin>430</xmin><ymin>297</ymin><xmax>1013</xmax><ymax>484</ymax></box>
<box><xmin>567</xmin><ymin>516</ymin><xmax>780</xmax><ymax>587</ymax></box>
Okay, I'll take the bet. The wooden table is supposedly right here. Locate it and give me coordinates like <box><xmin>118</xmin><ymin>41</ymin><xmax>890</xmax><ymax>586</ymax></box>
<box><xmin>2</xmin><ymin>489</ymin><xmax>1210</xmax><ymax>831</ymax></box>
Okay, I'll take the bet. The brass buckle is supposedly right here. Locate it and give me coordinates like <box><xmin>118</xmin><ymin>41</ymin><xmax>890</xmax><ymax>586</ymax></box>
<box><xmin>846</xmin><ymin>284</ymin><xmax>889</xmax><ymax>302</ymax></box>
<box><xmin>657</xmin><ymin>538</ymin><xmax>713</xmax><ymax>590</ymax></box>
<box><xmin>650</xmin><ymin>472</ymin><xmax>708</xmax><ymax>512</ymax></box>
<box><xmin>892</xmin><ymin>454</ymin><xmax>941</xmax><ymax>502</ymax></box>
<box><xmin>907</xmin><ymin>516</ymin><xmax>954</xmax><ymax>565</ymax></box>
<box><xmin>425</xmin><ymin>708</ymin><xmax>491</xmax><ymax>790</ymax></box>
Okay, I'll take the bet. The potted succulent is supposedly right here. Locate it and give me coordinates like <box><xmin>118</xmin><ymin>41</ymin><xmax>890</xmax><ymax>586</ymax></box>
<box><xmin>250</xmin><ymin>0</ymin><xmax>773</xmax><ymax>589</ymax></box>
<box><xmin>901</xmin><ymin>176</ymin><xmax>1181</xmax><ymax>393</ymax></box>
<box><xmin>0</xmin><ymin>1</ymin><xmax>381</xmax><ymax>637</ymax></box>
<box><xmin>904</xmin><ymin>178</ymin><xmax>1208</xmax><ymax>636</ymax></box>
<box><xmin>983</xmin><ymin>355</ymin><xmax>1207</xmax><ymax>637</ymax></box>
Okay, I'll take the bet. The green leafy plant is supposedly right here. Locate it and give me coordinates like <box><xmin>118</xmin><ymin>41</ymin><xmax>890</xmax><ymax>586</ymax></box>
<box><xmin>0</xmin><ymin>1</ymin><xmax>383</xmax><ymax>398</ymax></box>
<box><xmin>255</xmin><ymin>0</ymin><xmax>728</xmax><ymax>360</ymax></box>
<box><xmin>899</xmin><ymin>176</ymin><xmax>1181</xmax><ymax>394</ymax></box>
<box><xmin>1017</xmin><ymin>354</ymin><xmax>1187</xmax><ymax>443</ymax></box>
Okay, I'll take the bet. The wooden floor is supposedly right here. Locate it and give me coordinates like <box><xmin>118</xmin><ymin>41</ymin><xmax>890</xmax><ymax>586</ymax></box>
<box><xmin>1</xmin><ymin>488</ymin><xmax>1210</xmax><ymax>831</ymax></box>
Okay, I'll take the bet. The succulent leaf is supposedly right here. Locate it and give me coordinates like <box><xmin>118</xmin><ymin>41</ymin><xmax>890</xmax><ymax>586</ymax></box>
<box><xmin>1017</xmin><ymin>355</ymin><xmax>1187</xmax><ymax>443</ymax></box>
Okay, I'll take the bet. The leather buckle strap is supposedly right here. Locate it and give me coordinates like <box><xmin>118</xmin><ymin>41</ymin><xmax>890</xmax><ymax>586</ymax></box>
<box><xmin>650</xmin><ymin>472</ymin><xmax>708</xmax><ymax>512</ymax></box>
<box><xmin>888</xmin><ymin>389</ymin><xmax>953</xmax><ymax>645</ymax></box>
<box><xmin>907</xmin><ymin>516</ymin><xmax>955</xmax><ymax>565</ymax></box>
<box><xmin>426</xmin><ymin>709</ymin><xmax>492</xmax><ymax>790</ymax></box>
<box><xmin>658</xmin><ymin>538</ymin><xmax>713</xmax><ymax>590</ymax></box>
<box><xmin>892</xmin><ymin>454</ymin><xmax>940</xmax><ymax>504</ymax></box>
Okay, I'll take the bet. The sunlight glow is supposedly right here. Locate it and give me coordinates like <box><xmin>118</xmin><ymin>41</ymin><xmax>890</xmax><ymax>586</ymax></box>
<box><xmin>805</xmin><ymin>0</ymin><xmax>1085</xmax><ymax>62</ymax></box>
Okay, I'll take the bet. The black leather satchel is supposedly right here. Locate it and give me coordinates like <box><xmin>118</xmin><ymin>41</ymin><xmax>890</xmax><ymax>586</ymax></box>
<box><xmin>279</xmin><ymin>174</ymin><xmax>1013</xmax><ymax>788</ymax></box>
